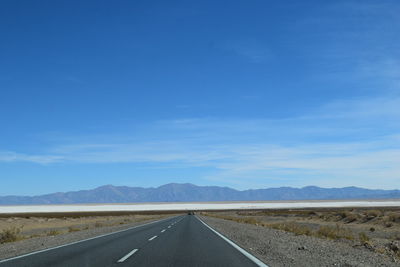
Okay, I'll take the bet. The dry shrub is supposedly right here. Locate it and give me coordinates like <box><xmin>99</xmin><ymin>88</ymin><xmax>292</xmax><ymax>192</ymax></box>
<box><xmin>307</xmin><ymin>211</ymin><xmax>318</xmax><ymax>216</ymax></box>
<box><xmin>387</xmin><ymin>212</ymin><xmax>400</xmax><ymax>223</ymax></box>
<box><xmin>365</xmin><ymin>210</ymin><xmax>383</xmax><ymax>218</ymax></box>
<box><xmin>68</xmin><ymin>226</ymin><xmax>80</xmax><ymax>232</ymax></box>
<box><xmin>30</xmin><ymin>234</ymin><xmax>41</xmax><ymax>238</ymax></box>
<box><xmin>203</xmin><ymin>213</ymin><xmax>262</xmax><ymax>226</ymax></box>
<box><xmin>0</xmin><ymin>227</ymin><xmax>21</xmax><ymax>244</ymax></box>
<box><xmin>239</xmin><ymin>217</ymin><xmax>260</xmax><ymax>225</ymax></box>
<box><xmin>269</xmin><ymin>222</ymin><xmax>312</xmax><ymax>236</ymax></box>
<box><xmin>207</xmin><ymin>213</ymin><xmax>354</xmax><ymax>240</ymax></box>
<box><xmin>316</xmin><ymin>224</ymin><xmax>354</xmax><ymax>240</ymax></box>
<box><xmin>318</xmin><ymin>214</ymin><xmax>326</xmax><ymax>220</ymax></box>
<box><xmin>94</xmin><ymin>222</ymin><xmax>103</xmax><ymax>228</ymax></box>
<box><xmin>375</xmin><ymin>247</ymin><xmax>387</xmax><ymax>255</ymax></box>
<box><xmin>338</xmin><ymin>211</ymin><xmax>351</xmax><ymax>219</ymax></box>
<box><xmin>385</xmin><ymin>222</ymin><xmax>393</xmax><ymax>228</ymax></box>
<box><xmin>359</xmin><ymin>232</ymin><xmax>370</xmax><ymax>243</ymax></box>
<box><xmin>343</xmin><ymin>213</ymin><xmax>358</xmax><ymax>223</ymax></box>
<box><xmin>47</xmin><ymin>230</ymin><xmax>61</xmax><ymax>236</ymax></box>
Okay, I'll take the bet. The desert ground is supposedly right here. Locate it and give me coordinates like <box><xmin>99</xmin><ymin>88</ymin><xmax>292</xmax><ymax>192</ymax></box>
<box><xmin>201</xmin><ymin>207</ymin><xmax>400</xmax><ymax>266</ymax></box>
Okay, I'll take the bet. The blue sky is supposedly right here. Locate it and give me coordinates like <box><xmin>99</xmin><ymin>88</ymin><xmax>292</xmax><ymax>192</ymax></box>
<box><xmin>1</xmin><ymin>0</ymin><xmax>399</xmax><ymax>195</ymax></box>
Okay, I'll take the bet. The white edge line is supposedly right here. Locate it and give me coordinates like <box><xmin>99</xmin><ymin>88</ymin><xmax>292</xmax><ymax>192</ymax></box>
<box><xmin>148</xmin><ymin>235</ymin><xmax>157</xmax><ymax>241</ymax></box>
<box><xmin>117</xmin><ymin>248</ymin><xmax>138</xmax><ymax>263</ymax></box>
<box><xmin>196</xmin><ymin>216</ymin><xmax>269</xmax><ymax>267</ymax></box>
<box><xmin>0</xmin><ymin>215</ymin><xmax>180</xmax><ymax>264</ymax></box>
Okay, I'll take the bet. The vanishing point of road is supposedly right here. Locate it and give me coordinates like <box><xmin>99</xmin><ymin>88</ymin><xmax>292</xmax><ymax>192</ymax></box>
<box><xmin>0</xmin><ymin>215</ymin><xmax>267</xmax><ymax>267</ymax></box>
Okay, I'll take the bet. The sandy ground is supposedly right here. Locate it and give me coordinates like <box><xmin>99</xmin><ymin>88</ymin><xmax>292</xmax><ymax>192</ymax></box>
<box><xmin>0</xmin><ymin>213</ymin><xmax>176</xmax><ymax>249</ymax></box>
<box><xmin>201</xmin><ymin>207</ymin><xmax>400</xmax><ymax>266</ymax></box>
<box><xmin>201</xmin><ymin>215</ymin><xmax>399</xmax><ymax>267</ymax></box>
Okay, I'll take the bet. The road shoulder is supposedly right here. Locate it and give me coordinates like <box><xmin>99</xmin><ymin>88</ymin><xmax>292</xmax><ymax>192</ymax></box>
<box><xmin>200</xmin><ymin>215</ymin><xmax>398</xmax><ymax>267</ymax></box>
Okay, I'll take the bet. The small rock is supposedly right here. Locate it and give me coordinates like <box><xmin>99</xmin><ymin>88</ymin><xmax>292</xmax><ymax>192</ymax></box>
<box><xmin>388</xmin><ymin>241</ymin><xmax>400</xmax><ymax>252</ymax></box>
<box><xmin>363</xmin><ymin>242</ymin><xmax>374</xmax><ymax>250</ymax></box>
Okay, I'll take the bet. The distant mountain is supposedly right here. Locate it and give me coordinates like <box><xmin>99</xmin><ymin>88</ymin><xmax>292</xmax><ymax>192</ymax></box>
<box><xmin>1</xmin><ymin>183</ymin><xmax>399</xmax><ymax>205</ymax></box>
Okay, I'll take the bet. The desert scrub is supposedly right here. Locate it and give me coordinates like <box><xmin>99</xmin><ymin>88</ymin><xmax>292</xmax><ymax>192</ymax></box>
<box><xmin>68</xmin><ymin>226</ymin><xmax>80</xmax><ymax>233</ymax></box>
<box><xmin>0</xmin><ymin>227</ymin><xmax>22</xmax><ymax>244</ymax></box>
<box><xmin>268</xmin><ymin>222</ymin><xmax>312</xmax><ymax>236</ymax></box>
<box><xmin>359</xmin><ymin>232</ymin><xmax>370</xmax><ymax>244</ymax></box>
<box><xmin>47</xmin><ymin>230</ymin><xmax>62</xmax><ymax>236</ymax></box>
<box><xmin>204</xmin><ymin>213</ymin><xmax>356</xmax><ymax>241</ymax></box>
<box><xmin>365</xmin><ymin>210</ymin><xmax>383</xmax><ymax>218</ymax></box>
<box><xmin>94</xmin><ymin>222</ymin><xmax>103</xmax><ymax>228</ymax></box>
<box><xmin>29</xmin><ymin>234</ymin><xmax>42</xmax><ymax>238</ymax></box>
<box><xmin>384</xmin><ymin>221</ymin><xmax>393</xmax><ymax>228</ymax></box>
<box><xmin>316</xmin><ymin>224</ymin><xmax>354</xmax><ymax>240</ymax></box>
<box><xmin>387</xmin><ymin>212</ymin><xmax>400</xmax><ymax>223</ymax></box>
<box><xmin>202</xmin><ymin>213</ymin><xmax>255</xmax><ymax>224</ymax></box>
<box><xmin>344</xmin><ymin>213</ymin><xmax>358</xmax><ymax>223</ymax></box>
<box><xmin>238</xmin><ymin>217</ymin><xmax>261</xmax><ymax>225</ymax></box>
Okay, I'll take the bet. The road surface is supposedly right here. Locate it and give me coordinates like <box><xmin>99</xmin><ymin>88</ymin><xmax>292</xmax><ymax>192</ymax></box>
<box><xmin>0</xmin><ymin>215</ymin><xmax>266</xmax><ymax>267</ymax></box>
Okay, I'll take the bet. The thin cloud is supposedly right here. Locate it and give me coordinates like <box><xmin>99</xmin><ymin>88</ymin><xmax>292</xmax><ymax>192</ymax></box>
<box><xmin>1</xmin><ymin>96</ymin><xmax>399</xmax><ymax>188</ymax></box>
<box><xmin>221</xmin><ymin>40</ymin><xmax>272</xmax><ymax>63</ymax></box>
<box><xmin>0</xmin><ymin>151</ymin><xmax>62</xmax><ymax>164</ymax></box>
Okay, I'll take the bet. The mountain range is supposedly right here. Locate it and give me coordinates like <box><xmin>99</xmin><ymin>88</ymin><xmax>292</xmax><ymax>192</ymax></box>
<box><xmin>1</xmin><ymin>183</ymin><xmax>400</xmax><ymax>205</ymax></box>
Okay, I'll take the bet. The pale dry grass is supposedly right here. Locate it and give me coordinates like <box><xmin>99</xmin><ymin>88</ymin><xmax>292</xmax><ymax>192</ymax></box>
<box><xmin>0</xmin><ymin>212</ymin><xmax>176</xmax><ymax>243</ymax></box>
<box><xmin>203</xmin><ymin>208</ymin><xmax>400</xmax><ymax>260</ymax></box>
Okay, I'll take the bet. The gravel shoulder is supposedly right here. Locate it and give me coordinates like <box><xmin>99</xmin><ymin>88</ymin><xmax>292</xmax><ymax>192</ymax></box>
<box><xmin>200</xmin><ymin>215</ymin><xmax>399</xmax><ymax>267</ymax></box>
<box><xmin>0</xmin><ymin>215</ymin><xmax>174</xmax><ymax>261</ymax></box>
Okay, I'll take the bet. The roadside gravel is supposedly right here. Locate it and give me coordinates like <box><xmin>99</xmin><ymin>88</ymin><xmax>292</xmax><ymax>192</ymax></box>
<box><xmin>200</xmin><ymin>215</ymin><xmax>399</xmax><ymax>267</ymax></box>
<box><xmin>0</xmin><ymin>216</ymin><xmax>172</xmax><ymax>261</ymax></box>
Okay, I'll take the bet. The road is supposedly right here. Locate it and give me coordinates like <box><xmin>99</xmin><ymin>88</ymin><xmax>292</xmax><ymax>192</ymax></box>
<box><xmin>0</xmin><ymin>215</ymin><xmax>266</xmax><ymax>267</ymax></box>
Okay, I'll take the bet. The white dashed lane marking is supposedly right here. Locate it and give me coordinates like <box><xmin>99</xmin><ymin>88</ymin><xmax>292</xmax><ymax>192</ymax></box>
<box><xmin>117</xmin><ymin>249</ymin><xmax>138</xmax><ymax>263</ymax></box>
<box><xmin>148</xmin><ymin>235</ymin><xmax>158</xmax><ymax>241</ymax></box>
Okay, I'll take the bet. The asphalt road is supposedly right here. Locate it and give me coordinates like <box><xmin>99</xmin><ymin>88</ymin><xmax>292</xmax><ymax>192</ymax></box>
<box><xmin>0</xmin><ymin>215</ymin><xmax>266</xmax><ymax>267</ymax></box>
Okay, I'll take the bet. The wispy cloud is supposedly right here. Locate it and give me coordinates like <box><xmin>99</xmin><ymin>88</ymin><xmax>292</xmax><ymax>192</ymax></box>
<box><xmin>306</xmin><ymin>96</ymin><xmax>400</xmax><ymax>120</ymax></box>
<box><xmin>1</xmin><ymin>95</ymin><xmax>399</xmax><ymax>189</ymax></box>
<box><xmin>0</xmin><ymin>151</ymin><xmax>63</xmax><ymax>164</ymax></box>
<box><xmin>221</xmin><ymin>40</ymin><xmax>272</xmax><ymax>63</ymax></box>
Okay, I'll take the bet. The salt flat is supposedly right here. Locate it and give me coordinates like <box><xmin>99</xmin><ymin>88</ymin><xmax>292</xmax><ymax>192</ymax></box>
<box><xmin>1</xmin><ymin>200</ymin><xmax>400</xmax><ymax>214</ymax></box>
